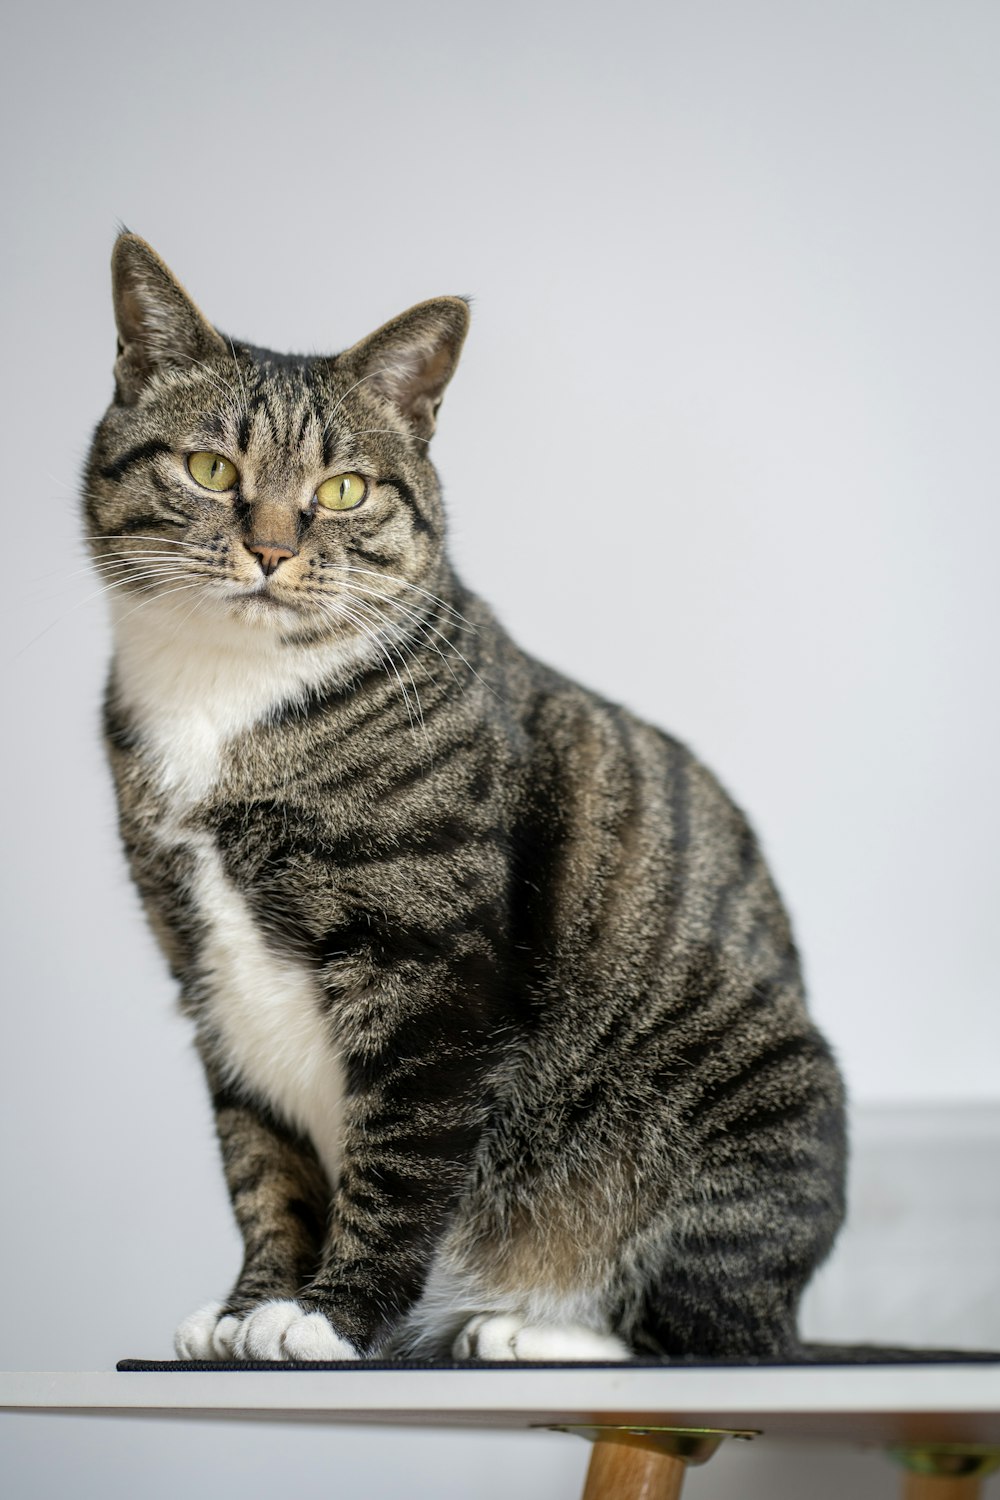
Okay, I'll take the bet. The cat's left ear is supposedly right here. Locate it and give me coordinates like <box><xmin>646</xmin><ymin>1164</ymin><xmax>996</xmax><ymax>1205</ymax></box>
<box><xmin>111</xmin><ymin>233</ymin><xmax>229</xmax><ymax>403</ymax></box>
<box><xmin>340</xmin><ymin>298</ymin><xmax>470</xmax><ymax>440</ymax></box>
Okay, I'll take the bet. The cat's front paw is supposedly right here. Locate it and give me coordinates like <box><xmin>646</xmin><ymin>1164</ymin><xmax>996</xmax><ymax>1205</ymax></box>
<box><xmin>174</xmin><ymin>1301</ymin><xmax>241</xmax><ymax>1360</ymax></box>
<box><xmin>232</xmin><ymin>1299</ymin><xmax>360</xmax><ymax>1361</ymax></box>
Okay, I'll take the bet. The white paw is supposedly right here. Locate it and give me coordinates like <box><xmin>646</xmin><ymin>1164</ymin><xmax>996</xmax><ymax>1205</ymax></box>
<box><xmin>231</xmin><ymin>1299</ymin><xmax>360</xmax><ymax>1362</ymax></box>
<box><xmin>174</xmin><ymin>1301</ymin><xmax>226</xmax><ymax>1360</ymax></box>
<box><xmin>211</xmin><ymin>1314</ymin><xmax>242</xmax><ymax>1357</ymax></box>
<box><xmin>454</xmin><ymin>1313</ymin><xmax>630</xmax><ymax>1362</ymax></box>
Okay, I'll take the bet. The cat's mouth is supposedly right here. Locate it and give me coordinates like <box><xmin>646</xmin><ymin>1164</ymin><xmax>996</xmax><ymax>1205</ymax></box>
<box><xmin>241</xmin><ymin>589</ymin><xmax>285</xmax><ymax>607</ymax></box>
<box><xmin>229</xmin><ymin>584</ymin><xmax>303</xmax><ymax>624</ymax></box>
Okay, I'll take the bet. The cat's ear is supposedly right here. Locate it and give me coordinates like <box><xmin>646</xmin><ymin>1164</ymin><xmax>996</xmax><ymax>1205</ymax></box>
<box><xmin>340</xmin><ymin>298</ymin><xmax>470</xmax><ymax>440</ymax></box>
<box><xmin>111</xmin><ymin>233</ymin><xmax>229</xmax><ymax>404</ymax></box>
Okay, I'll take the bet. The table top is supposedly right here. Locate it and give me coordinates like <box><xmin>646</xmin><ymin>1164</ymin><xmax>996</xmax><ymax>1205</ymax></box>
<box><xmin>3</xmin><ymin>1364</ymin><xmax>1000</xmax><ymax>1445</ymax></box>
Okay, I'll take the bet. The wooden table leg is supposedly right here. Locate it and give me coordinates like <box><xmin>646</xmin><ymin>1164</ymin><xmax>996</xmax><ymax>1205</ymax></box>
<box><xmin>549</xmin><ymin>1425</ymin><xmax>755</xmax><ymax>1500</ymax></box>
<box><xmin>582</xmin><ymin>1435</ymin><xmax>688</xmax><ymax>1500</ymax></box>
<box><xmin>891</xmin><ymin>1445</ymin><xmax>1000</xmax><ymax>1500</ymax></box>
<box><xmin>902</xmin><ymin>1474</ymin><xmax>986</xmax><ymax>1500</ymax></box>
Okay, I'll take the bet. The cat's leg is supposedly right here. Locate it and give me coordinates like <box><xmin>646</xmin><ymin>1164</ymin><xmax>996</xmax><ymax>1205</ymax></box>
<box><xmin>437</xmin><ymin>1189</ymin><xmax>807</xmax><ymax>1364</ymax></box>
<box><xmin>393</xmin><ymin>1153</ymin><xmax>644</xmax><ymax>1361</ymax></box>
<box><xmin>626</xmin><ymin>1126</ymin><xmax>843</xmax><ymax>1360</ymax></box>
<box><xmin>232</xmin><ymin>1100</ymin><xmax>480</xmax><ymax>1360</ymax></box>
<box><xmin>638</xmin><ymin>1206</ymin><xmax>815</xmax><ymax>1362</ymax></box>
<box><xmin>233</xmin><ymin>978</ymin><xmax>498</xmax><ymax>1362</ymax></box>
<box><xmin>414</xmin><ymin>1041</ymin><xmax>840</xmax><ymax>1363</ymax></box>
<box><xmin>175</xmin><ymin>1086</ymin><xmax>328</xmax><ymax>1359</ymax></box>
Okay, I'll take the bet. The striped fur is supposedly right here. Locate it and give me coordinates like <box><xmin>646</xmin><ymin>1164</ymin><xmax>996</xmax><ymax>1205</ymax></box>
<box><xmin>87</xmin><ymin>235</ymin><xmax>846</xmax><ymax>1361</ymax></box>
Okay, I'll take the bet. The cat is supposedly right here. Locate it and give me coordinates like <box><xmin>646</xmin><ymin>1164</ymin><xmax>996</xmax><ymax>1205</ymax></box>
<box><xmin>85</xmin><ymin>233</ymin><xmax>846</xmax><ymax>1364</ymax></box>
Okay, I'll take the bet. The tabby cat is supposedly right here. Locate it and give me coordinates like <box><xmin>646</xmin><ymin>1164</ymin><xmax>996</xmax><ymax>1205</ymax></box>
<box><xmin>86</xmin><ymin>233</ymin><xmax>846</xmax><ymax>1363</ymax></box>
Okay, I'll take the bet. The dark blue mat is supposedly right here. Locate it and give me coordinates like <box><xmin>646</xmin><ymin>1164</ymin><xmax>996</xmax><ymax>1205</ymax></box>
<box><xmin>117</xmin><ymin>1347</ymin><xmax>1000</xmax><ymax>1372</ymax></box>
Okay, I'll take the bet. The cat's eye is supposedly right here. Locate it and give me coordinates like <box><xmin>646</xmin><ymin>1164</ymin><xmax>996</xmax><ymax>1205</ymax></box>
<box><xmin>316</xmin><ymin>472</ymin><xmax>367</xmax><ymax>511</ymax></box>
<box><xmin>187</xmin><ymin>451</ymin><xmax>239</xmax><ymax>492</ymax></box>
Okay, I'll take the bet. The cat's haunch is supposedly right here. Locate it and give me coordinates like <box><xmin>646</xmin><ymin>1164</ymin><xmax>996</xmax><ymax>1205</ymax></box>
<box><xmin>86</xmin><ymin>233</ymin><xmax>846</xmax><ymax>1363</ymax></box>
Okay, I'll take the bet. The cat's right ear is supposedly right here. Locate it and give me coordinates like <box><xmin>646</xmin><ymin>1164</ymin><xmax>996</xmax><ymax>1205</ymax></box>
<box><xmin>111</xmin><ymin>234</ymin><xmax>228</xmax><ymax>404</ymax></box>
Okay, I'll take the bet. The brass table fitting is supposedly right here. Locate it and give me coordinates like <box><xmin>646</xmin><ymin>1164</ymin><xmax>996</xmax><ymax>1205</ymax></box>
<box><xmin>889</xmin><ymin>1446</ymin><xmax>1000</xmax><ymax>1482</ymax></box>
<box><xmin>544</xmin><ymin>1423</ymin><xmax>759</xmax><ymax>1463</ymax></box>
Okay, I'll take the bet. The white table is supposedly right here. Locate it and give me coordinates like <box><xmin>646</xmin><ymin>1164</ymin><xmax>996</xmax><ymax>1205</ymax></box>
<box><xmin>4</xmin><ymin>1365</ymin><xmax>1000</xmax><ymax>1500</ymax></box>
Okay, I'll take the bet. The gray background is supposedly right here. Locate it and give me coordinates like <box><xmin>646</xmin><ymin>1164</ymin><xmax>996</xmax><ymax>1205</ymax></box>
<box><xmin>2</xmin><ymin>0</ymin><xmax>998</xmax><ymax>1495</ymax></box>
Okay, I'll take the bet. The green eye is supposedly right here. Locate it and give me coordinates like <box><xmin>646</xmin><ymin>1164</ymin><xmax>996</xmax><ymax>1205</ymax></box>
<box><xmin>187</xmin><ymin>451</ymin><xmax>239</xmax><ymax>491</ymax></box>
<box><xmin>316</xmin><ymin>472</ymin><xmax>367</xmax><ymax>511</ymax></box>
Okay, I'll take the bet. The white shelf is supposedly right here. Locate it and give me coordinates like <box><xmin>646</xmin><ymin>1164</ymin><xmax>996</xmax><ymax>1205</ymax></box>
<box><xmin>2</xmin><ymin>1366</ymin><xmax>999</xmax><ymax>1445</ymax></box>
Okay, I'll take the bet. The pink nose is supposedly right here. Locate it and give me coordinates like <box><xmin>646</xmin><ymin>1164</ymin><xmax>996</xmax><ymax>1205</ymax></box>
<box><xmin>245</xmin><ymin>542</ymin><xmax>296</xmax><ymax>577</ymax></box>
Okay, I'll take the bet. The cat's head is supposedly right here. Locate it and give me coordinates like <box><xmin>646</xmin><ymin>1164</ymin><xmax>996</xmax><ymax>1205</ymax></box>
<box><xmin>85</xmin><ymin>234</ymin><xmax>468</xmax><ymax>651</ymax></box>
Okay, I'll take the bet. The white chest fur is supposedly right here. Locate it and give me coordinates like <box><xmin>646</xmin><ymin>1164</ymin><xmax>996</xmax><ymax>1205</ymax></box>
<box><xmin>184</xmin><ymin>830</ymin><xmax>346</xmax><ymax>1185</ymax></box>
<box><xmin>111</xmin><ymin>594</ymin><xmax>361</xmax><ymax>1184</ymax></box>
<box><xmin>110</xmin><ymin>592</ymin><xmax>368</xmax><ymax>802</ymax></box>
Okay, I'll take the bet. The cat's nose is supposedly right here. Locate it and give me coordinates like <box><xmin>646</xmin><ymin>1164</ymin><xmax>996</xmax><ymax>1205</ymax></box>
<box><xmin>245</xmin><ymin>541</ymin><xmax>297</xmax><ymax>577</ymax></box>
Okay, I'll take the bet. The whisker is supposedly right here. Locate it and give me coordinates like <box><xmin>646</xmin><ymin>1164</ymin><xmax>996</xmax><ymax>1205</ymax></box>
<box><xmin>332</xmin><ymin>579</ymin><xmax>463</xmax><ymax>692</ymax></box>
<box><xmin>20</xmin><ymin>565</ymin><xmax>198</xmax><ymax>610</ymax></box>
<box><xmin>172</xmin><ymin>351</ymin><xmax>246</xmax><ymax>410</ymax></box>
<box><xmin>89</xmin><ymin>552</ymin><xmax>214</xmax><ymax>570</ymax></box>
<box><xmin>172</xmin><ymin>580</ymin><xmax>223</xmax><ymax>636</ymax></box>
<box><xmin>350</xmin><ymin>428</ymin><xmax>430</xmax><ymax>447</ymax></box>
<box><xmin>89</xmin><ymin>551</ymin><xmax>216</xmax><ymax>571</ymax></box>
<box><xmin>87</xmin><ymin>535</ymin><xmax>207</xmax><ymax>548</ymax></box>
<box><xmin>336</xmin><ymin>592</ymin><xmax>430</xmax><ymax>742</ymax></box>
<box><xmin>43</xmin><ymin>470</ymin><xmax>81</xmax><ymax>496</ymax></box>
<box><xmin>322</xmin><ymin>361</ymin><xmax>431</xmax><ymax>436</ymax></box>
<box><xmin>318</xmin><ymin>594</ymin><xmax>421</xmax><ymax>738</ymax></box>
<box><xmin>89</xmin><ymin>549</ymin><xmax>218</xmax><ymax>567</ymax></box>
<box><xmin>326</xmin><ymin>564</ymin><xmax>474</xmax><ymax>629</ymax></box>
<box><xmin>227</xmin><ymin>337</ymin><xmax>250</xmax><ymax>414</ymax></box>
<box><xmin>323</xmin><ymin>371</ymin><xmax>389</xmax><ymax>430</ymax></box>
<box><xmin>322</xmin><ymin>570</ymin><xmax>494</xmax><ymax>700</ymax></box>
<box><xmin>12</xmin><ymin>573</ymin><xmax>205</xmax><ymax>661</ymax></box>
<box><xmin>309</xmin><ymin>589</ymin><xmax>430</xmax><ymax>747</ymax></box>
<box><xmin>96</xmin><ymin>568</ymin><xmax>206</xmax><ymax>590</ymax></box>
<box><xmin>110</xmin><ymin>579</ymin><xmax>212</xmax><ymax>632</ymax></box>
<box><xmin>18</xmin><ymin>552</ymin><xmax>200</xmax><ymax>594</ymax></box>
<box><xmin>169</xmin><ymin>349</ymin><xmax>235</xmax><ymax>389</ymax></box>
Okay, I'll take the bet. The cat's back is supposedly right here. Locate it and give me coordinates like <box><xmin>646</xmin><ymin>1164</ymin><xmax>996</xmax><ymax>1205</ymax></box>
<box><xmin>486</xmin><ymin>633</ymin><xmax>798</xmax><ymax>998</ymax></box>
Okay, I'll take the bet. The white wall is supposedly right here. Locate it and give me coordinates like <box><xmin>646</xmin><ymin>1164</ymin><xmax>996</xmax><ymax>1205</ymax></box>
<box><xmin>2</xmin><ymin>0</ymin><xmax>997</xmax><ymax>1495</ymax></box>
